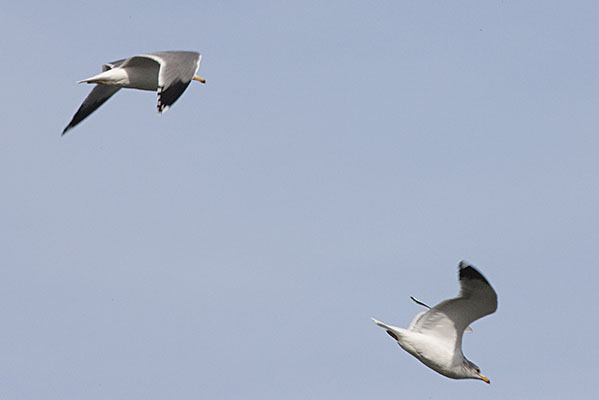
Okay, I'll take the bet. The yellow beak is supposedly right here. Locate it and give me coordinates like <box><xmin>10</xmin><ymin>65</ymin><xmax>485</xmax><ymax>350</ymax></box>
<box><xmin>193</xmin><ymin>76</ymin><xmax>206</xmax><ymax>84</ymax></box>
<box><xmin>478</xmin><ymin>373</ymin><xmax>491</xmax><ymax>384</ymax></box>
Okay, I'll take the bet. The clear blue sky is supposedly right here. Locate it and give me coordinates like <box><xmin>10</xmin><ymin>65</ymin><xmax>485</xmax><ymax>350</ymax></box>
<box><xmin>2</xmin><ymin>1</ymin><xmax>598</xmax><ymax>398</ymax></box>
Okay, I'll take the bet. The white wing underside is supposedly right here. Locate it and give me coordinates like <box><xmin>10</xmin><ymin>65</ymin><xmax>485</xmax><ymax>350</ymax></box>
<box><xmin>411</xmin><ymin>296</ymin><xmax>472</xmax><ymax>333</ymax></box>
<box><xmin>410</xmin><ymin>271</ymin><xmax>497</xmax><ymax>353</ymax></box>
<box><xmin>408</xmin><ymin>311</ymin><xmax>426</xmax><ymax>331</ymax></box>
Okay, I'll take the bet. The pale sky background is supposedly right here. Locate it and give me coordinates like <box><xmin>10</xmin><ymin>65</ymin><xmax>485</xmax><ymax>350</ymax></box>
<box><xmin>2</xmin><ymin>1</ymin><xmax>599</xmax><ymax>399</ymax></box>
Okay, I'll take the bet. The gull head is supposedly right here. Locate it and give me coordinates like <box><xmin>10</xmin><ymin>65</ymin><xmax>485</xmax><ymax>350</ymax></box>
<box><xmin>464</xmin><ymin>360</ymin><xmax>490</xmax><ymax>384</ymax></box>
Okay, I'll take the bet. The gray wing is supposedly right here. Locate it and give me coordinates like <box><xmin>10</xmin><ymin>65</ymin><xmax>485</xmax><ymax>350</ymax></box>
<box><xmin>62</xmin><ymin>61</ymin><xmax>124</xmax><ymax>135</ymax></box>
<box><xmin>411</xmin><ymin>262</ymin><xmax>497</xmax><ymax>347</ymax></box>
<box><xmin>62</xmin><ymin>85</ymin><xmax>120</xmax><ymax>135</ymax></box>
<box><xmin>144</xmin><ymin>51</ymin><xmax>202</xmax><ymax>112</ymax></box>
<box><xmin>103</xmin><ymin>58</ymin><xmax>127</xmax><ymax>71</ymax></box>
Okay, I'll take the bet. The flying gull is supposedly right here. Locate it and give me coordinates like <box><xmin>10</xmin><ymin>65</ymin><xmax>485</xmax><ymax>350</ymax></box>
<box><xmin>372</xmin><ymin>261</ymin><xmax>498</xmax><ymax>383</ymax></box>
<box><xmin>62</xmin><ymin>51</ymin><xmax>205</xmax><ymax>135</ymax></box>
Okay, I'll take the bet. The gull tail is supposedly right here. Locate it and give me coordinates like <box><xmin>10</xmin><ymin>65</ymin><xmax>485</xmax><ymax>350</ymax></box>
<box><xmin>76</xmin><ymin>69</ymin><xmax>128</xmax><ymax>85</ymax></box>
<box><xmin>371</xmin><ymin>318</ymin><xmax>404</xmax><ymax>341</ymax></box>
<box><xmin>77</xmin><ymin>71</ymin><xmax>109</xmax><ymax>84</ymax></box>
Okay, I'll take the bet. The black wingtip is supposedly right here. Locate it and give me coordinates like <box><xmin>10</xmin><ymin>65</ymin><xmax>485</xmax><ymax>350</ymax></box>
<box><xmin>157</xmin><ymin>79</ymin><xmax>192</xmax><ymax>113</ymax></box>
<box><xmin>62</xmin><ymin>121</ymin><xmax>75</xmax><ymax>135</ymax></box>
<box><xmin>458</xmin><ymin>261</ymin><xmax>491</xmax><ymax>285</ymax></box>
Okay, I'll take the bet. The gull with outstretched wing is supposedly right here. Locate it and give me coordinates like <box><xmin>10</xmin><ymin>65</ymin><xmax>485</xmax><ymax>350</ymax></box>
<box><xmin>372</xmin><ymin>261</ymin><xmax>498</xmax><ymax>383</ymax></box>
<box><xmin>63</xmin><ymin>51</ymin><xmax>205</xmax><ymax>135</ymax></box>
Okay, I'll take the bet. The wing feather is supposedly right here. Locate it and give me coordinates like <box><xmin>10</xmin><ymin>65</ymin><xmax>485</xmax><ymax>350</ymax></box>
<box><xmin>411</xmin><ymin>262</ymin><xmax>497</xmax><ymax>350</ymax></box>
<box><xmin>102</xmin><ymin>58</ymin><xmax>127</xmax><ymax>71</ymax></box>
<box><xmin>143</xmin><ymin>51</ymin><xmax>201</xmax><ymax>112</ymax></box>
<box><xmin>62</xmin><ymin>84</ymin><xmax>121</xmax><ymax>135</ymax></box>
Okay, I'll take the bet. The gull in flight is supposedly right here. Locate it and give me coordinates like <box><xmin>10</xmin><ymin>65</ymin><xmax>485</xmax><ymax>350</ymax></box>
<box><xmin>372</xmin><ymin>261</ymin><xmax>497</xmax><ymax>383</ymax></box>
<box><xmin>63</xmin><ymin>51</ymin><xmax>206</xmax><ymax>135</ymax></box>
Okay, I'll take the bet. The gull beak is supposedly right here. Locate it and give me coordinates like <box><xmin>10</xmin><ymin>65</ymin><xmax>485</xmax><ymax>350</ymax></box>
<box><xmin>193</xmin><ymin>76</ymin><xmax>206</xmax><ymax>84</ymax></box>
<box><xmin>478</xmin><ymin>373</ymin><xmax>491</xmax><ymax>384</ymax></box>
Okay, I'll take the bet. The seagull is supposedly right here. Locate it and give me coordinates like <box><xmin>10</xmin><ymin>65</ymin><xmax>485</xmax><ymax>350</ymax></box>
<box><xmin>62</xmin><ymin>51</ymin><xmax>205</xmax><ymax>135</ymax></box>
<box><xmin>372</xmin><ymin>261</ymin><xmax>497</xmax><ymax>383</ymax></box>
